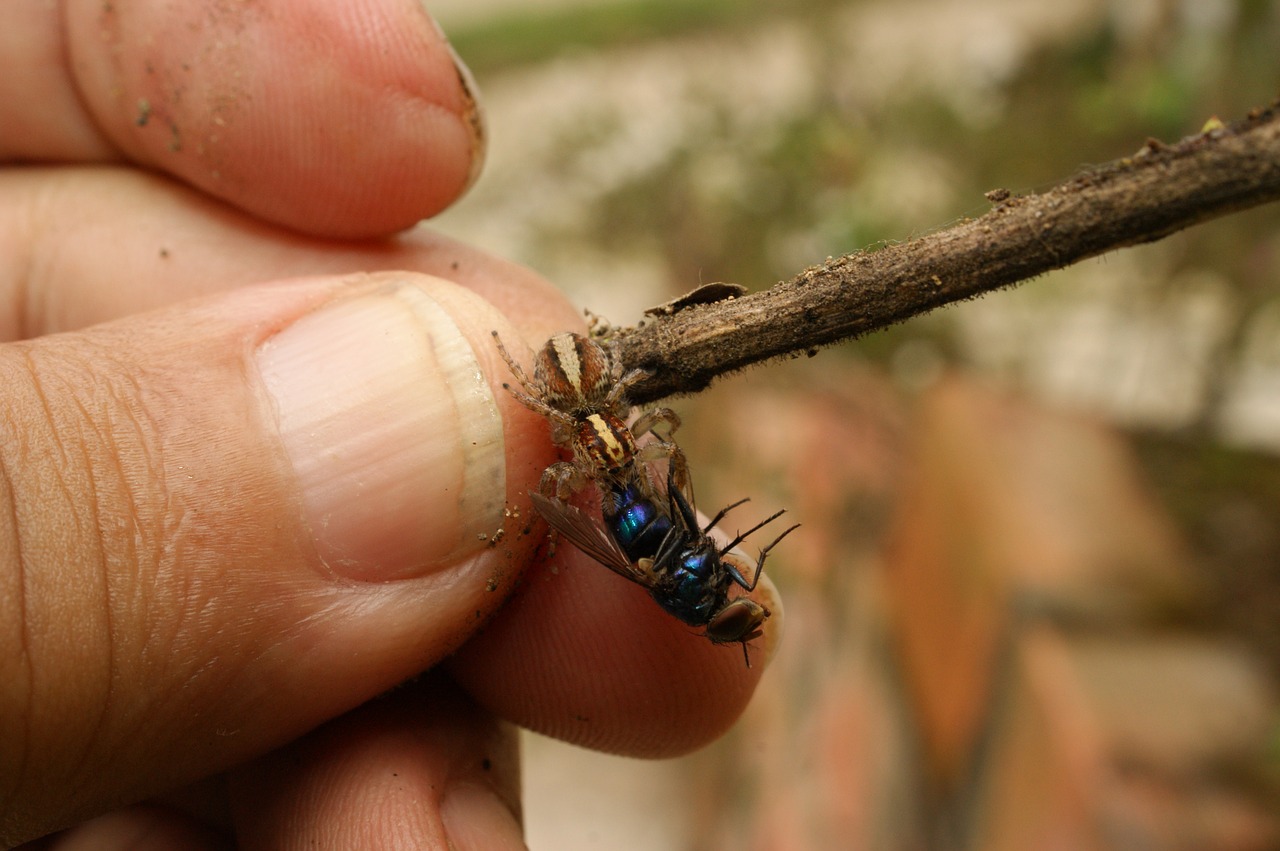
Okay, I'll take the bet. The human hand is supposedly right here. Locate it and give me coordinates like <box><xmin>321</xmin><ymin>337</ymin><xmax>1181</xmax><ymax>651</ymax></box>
<box><xmin>1</xmin><ymin>2</ymin><xmax>777</xmax><ymax>846</ymax></box>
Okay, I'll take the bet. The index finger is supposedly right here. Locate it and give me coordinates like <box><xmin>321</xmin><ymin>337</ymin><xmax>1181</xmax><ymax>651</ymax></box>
<box><xmin>3</xmin><ymin>0</ymin><xmax>483</xmax><ymax>238</ymax></box>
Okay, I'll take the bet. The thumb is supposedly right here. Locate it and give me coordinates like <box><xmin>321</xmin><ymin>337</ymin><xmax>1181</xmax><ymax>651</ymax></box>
<box><xmin>0</xmin><ymin>272</ymin><xmax>543</xmax><ymax>845</ymax></box>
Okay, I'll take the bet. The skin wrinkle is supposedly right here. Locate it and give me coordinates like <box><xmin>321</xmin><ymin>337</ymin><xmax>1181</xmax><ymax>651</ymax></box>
<box><xmin>151</xmin><ymin>558</ymin><xmax>274</xmax><ymax>752</ymax></box>
<box><xmin>90</xmin><ymin>367</ymin><xmax>153</xmax><ymax>785</ymax></box>
<box><xmin>18</xmin><ymin>344</ymin><xmax>148</xmax><ymax>811</ymax></box>
<box><xmin>0</xmin><ymin>445</ymin><xmax>34</xmax><ymax>817</ymax></box>
<box><xmin>81</xmin><ymin>345</ymin><xmax>240</xmax><ymax>774</ymax></box>
<box><xmin>161</xmin><ymin>554</ymin><xmax>229</xmax><ymax>724</ymax></box>
<box><xmin>1</xmin><ymin>349</ymin><xmax>86</xmax><ymax>821</ymax></box>
<box><xmin>41</xmin><ymin>333</ymin><xmax>252</xmax><ymax>815</ymax></box>
<box><xmin>44</xmin><ymin>356</ymin><xmax>121</xmax><ymax>808</ymax></box>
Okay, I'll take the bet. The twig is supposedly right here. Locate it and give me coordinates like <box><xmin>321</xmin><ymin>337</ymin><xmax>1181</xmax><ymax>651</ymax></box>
<box><xmin>610</xmin><ymin>100</ymin><xmax>1280</xmax><ymax>406</ymax></box>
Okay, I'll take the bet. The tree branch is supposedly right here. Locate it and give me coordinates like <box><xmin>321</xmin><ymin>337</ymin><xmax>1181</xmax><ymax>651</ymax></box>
<box><xmin>610</xmin><ymin>100</ymin><xmax>1280</xmax><ymax>406</ymax></box>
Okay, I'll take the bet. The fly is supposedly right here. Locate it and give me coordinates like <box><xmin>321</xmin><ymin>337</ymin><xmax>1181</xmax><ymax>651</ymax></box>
<box><xmin>531</xmin><ymin>468</ymin><xmax>797</xmax><ymax>666</ymax></box>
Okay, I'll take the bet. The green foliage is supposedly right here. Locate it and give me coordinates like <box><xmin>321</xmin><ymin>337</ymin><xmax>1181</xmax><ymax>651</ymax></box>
<box><xmin>450</xmin><ymin>0</ymin><xmax>818</xmax><ymax>75</ymax></box>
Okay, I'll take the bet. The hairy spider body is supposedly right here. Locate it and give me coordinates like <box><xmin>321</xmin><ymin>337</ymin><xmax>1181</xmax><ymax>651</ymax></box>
<box><xmin>492</xmin><ymin>330</ymin><xmax>686</xmax><ymax>499</ymax></box>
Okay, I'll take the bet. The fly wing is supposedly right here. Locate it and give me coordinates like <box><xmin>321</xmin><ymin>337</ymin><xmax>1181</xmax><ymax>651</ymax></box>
<box><xmin>529</xmin><ymin>492</ymin><xmax>655</xmax><ymax>588</ymax></box>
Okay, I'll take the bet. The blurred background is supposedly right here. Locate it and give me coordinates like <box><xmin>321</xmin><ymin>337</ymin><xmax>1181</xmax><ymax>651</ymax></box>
<box><xmin>430</xmin><ymin>0</ymin><xmax>1280</xmax><ymax>848</ymax></box>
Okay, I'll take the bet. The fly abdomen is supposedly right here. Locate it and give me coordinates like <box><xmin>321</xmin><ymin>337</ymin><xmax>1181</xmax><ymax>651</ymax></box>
<box><xmin>607</xmin><ymin>483</ymin><xmax>673</xmax><ymax>562</ymax></box>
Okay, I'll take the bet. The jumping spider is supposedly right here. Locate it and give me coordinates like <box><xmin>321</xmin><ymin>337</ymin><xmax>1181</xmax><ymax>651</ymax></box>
<box><xmin>491</xmin><ymin>330</ymin><xmax>687</xmax><ymax>500</ymax></box>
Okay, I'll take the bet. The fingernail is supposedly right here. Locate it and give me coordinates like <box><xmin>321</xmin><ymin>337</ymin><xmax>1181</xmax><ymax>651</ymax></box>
<box><xmin>441</xmin><ymin>781</ymin><xmax>526</xmax><ymax>851</ymax></box>
<box><xmin>450</xmin><ymin>45</ymin><xmax>487</xmax><ymax>193</ymax></box>
<box><xmin>753</xmin><ymin>574</ymin><xmax>785</xmax><ymax>667</ymax></box>
<box><xmin>256</xmin><ymin>282</ymin><xmax>506</xmax><ymax>581</ymax></box>
<box><xmin>425</xmin><ymin>7</ymin><xmax>487</xmax><ymax>192</ymax></box>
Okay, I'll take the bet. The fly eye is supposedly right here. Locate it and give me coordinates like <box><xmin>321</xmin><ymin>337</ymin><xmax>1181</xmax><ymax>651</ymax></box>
<box><xmin>706</xmin><ymin>599</ymin><xmax>769</xmax><ymax>644</ymax></box>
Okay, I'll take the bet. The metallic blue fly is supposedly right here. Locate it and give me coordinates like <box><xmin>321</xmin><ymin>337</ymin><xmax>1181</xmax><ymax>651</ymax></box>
<box><xmin>531</xmin><ymin>469</ymin><xmax>797</xmax><ymax>666</ymax></box>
